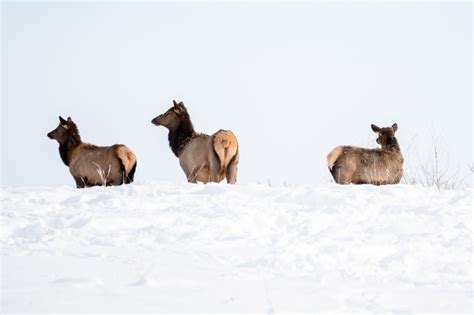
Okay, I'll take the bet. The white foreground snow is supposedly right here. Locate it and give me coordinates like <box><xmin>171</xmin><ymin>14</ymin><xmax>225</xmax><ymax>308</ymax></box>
<box><xmin>1</xmin><ymin>182</ymin><xmax>472</xmax><ymax>313</ymax></box>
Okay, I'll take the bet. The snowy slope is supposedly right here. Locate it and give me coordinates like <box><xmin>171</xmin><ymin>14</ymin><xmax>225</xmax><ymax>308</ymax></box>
<box><xmin>1</xmin><ymin>182</ymin><xmax>472</xmax><ymax>313</ymax></box>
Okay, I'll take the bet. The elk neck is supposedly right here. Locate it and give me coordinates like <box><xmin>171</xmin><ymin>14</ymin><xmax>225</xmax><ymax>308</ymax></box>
<box><xmin>59</xmin><ymin>130</ymin><xmax>82</xmax><ymax>166</ymax></box>
<box><xmin>168</xmin><ymin>117</ymin><xmax>196</xmax><ymax>157</ymax></box>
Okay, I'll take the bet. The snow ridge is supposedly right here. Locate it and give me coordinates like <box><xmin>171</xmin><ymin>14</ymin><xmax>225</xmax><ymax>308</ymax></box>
<box><xmin>1</xmin><ymin>182</ymin><xmax>472</xmax><ymax>313</ymax></box>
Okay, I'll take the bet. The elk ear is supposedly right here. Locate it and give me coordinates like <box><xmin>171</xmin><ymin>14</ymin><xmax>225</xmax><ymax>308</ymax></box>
<box><xmin>173</xmin><ymin>100</ymin><xmax>184</xmax><ymax>114</ymax></box>
<box><xmin>392</xmin><ymin>123</ymin><xmax>398</xmax><ymax>132</ymax></box>
<box><xmin>59</xmin><ymin>116</ymin><xmax>67</xmax><ymax>124</ymax></box>
<box><xmin>371</xmin><ymin>124</ymin><xmax>381</xmax><ymax>133</ymax></box>
<box><xmin>173</xmin><ymin>106</ymin><xmax>183</xmax><ymax>115</ymax></box>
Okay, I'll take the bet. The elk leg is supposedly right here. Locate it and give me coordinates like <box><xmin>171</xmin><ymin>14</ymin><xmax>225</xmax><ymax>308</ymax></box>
<box><xmin>73</xmin><ymin>176</ymin><xmax>86</xmax><ymax>188</ymax></box>
<box><xmin>209</xmin><ymin>158</ymin><xmax>222</xmax><ymax>183</ymax></box>
<box><xmin>108</xmin><ymin>168</ymin><xmax>124</xmax><ymax>186</ymax></box>
<box><xmin>109</xmin><ymin>176</ymin><xmax>123</xmax><ymax>186</ymax></box>
<box><xmin>332</xmin><ymin>166</ymin><xmax>352</xmax><ymax>185</ymax></box>
<box><xmin>225</xmin><ymin>151</ymin><xmax>239</xmax><ymax>184</ymax></box>
<box><xmin>186</xmin><ymin>170</ymin><xmax>198</xmax><ymax>183</ymax></box>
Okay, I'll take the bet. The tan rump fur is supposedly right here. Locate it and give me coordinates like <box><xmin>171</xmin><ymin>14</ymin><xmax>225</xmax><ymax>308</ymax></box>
<box><xmin>327</xmin><ymin>146</ymin><xmax>343</xmax><ymax>170</ymax></box>
<box><xmin>116</xmin><ymin>145</ymin><xmax>137</xmax><ymax>175</ymax></box>
<box><xmin>213</xmin><ymin>130</ymin><xmax>238</xmax><ymax>171</ymax></box>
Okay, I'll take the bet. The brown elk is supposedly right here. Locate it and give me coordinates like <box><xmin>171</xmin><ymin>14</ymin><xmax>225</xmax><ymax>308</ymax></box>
<box><xmin>151</xmin><ymin>100</ymin><xmax>239</xmax><ymax>184</ymax></box>
<box><xmin>327</xmin><ymin>123</ymin><xmax>403</xmax><ymax>185</ymax></box>
<box><xmin>47</xmin><ymin>116</ymin><xmax>137</xmax><ymax>188</ymax></box>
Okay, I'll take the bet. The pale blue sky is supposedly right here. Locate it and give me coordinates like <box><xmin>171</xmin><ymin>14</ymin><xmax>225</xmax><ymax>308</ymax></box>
<box><xmin>2</xmin><ymin>2</ymin><xmax>472</xmax><ymax>187</ymax></box>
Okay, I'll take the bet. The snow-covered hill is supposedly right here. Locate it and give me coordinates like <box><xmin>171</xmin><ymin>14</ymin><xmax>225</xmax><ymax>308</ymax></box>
<box><xmin>1</xmin><ymin>182</ymin><xmax>472</xmax><ymax>313</ymax></box>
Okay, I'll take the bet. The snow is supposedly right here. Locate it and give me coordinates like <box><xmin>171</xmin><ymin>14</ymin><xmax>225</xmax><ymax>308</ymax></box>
<box><xmin>1</xmin><ymin>182</ymin><xmax>472</xmax><ymax>313</ymax></box>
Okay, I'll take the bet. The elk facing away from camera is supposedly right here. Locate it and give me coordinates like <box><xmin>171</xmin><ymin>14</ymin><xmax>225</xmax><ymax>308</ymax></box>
<box><xmin>151</xmin><ymin>100</ymin><xmax>239</xmax><ymax>184</ymax></box>
<box><xmin>327</xmin><ymin>123</ymin><xmax>403</xmax><ymax>185</ymax></box>
<box><xmin>47</xmin><ymin>116</ymin><xmax>137</xmax><ymax>188</ymax></box>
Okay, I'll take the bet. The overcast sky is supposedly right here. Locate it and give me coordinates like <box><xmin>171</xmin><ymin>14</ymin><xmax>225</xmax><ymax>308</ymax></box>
<box><xmin>2</xmin><ymin>2</ymin><xmax>472</xmax><ymax>187</ymax></box>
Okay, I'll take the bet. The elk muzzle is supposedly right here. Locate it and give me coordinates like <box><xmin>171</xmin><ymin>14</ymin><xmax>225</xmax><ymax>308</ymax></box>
<box><xmin>151</xmin><ymin>115</ymin><xmax>162</xmax><ymax>126</ymax></box>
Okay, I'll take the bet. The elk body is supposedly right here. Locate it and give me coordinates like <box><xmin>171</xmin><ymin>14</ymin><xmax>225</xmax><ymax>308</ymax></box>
<box><xmin>47</xmin><ymin>116</ymin><xmax>137</xmax><ymax>188</ymax></box>
<box><xmin>327</xmin><ymin>124</ymin><xmax>403</xmax><ymax>185</ymax></box>
<box><xmin>151</xmin><ymin>101</ymin><xmax>239</xmax><ymax>184</ymax></box>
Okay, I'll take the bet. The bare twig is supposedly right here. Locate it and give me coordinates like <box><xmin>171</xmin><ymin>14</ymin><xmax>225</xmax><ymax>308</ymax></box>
<box><xmin>402</xmin><ymin>134</ymin><xmax>471</xmax><ymax>190</ymax></box>
<box><xmin>93</xmin><ymin>162</ymin><xmax>111</xmax><ymax>186</ymax></box>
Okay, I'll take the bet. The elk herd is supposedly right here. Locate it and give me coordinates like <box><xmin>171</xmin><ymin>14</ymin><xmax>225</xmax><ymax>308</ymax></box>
<box><xmin>47</xmin><ymin>100</ymin><xmax>403</xmax><ymax>188</ymax></box>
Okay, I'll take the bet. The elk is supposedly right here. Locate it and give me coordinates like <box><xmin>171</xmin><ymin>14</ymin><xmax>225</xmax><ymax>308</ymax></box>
<box><xmin>151</xmin><ymin>100</ymin><xmax>239</xmax><ymax>184</ymax></box>
<box><xmin>327</xmin><ymin>123</ymin><xmax>403</xmax><ymax>185</ymax></box>
<box><xmin>47</xmin><ymin>116</ymin><xmax>137</xmax><ymax>188</ymax></box>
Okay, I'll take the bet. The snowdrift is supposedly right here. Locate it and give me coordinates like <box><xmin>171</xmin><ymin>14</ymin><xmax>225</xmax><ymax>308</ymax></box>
<box><xmin>1</xmin><ymin>182</ymin><xmax>472</xmax><ymax>313</ymax></box>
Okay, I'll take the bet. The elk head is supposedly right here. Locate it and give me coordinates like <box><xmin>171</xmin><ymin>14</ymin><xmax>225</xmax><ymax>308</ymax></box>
<box><xmin>151</xmin><ymin>100</ymin><xmax>188</xmax><ymax>130</ymax></box>
<box><xmin>371</xmin><ymin>123</ymin><xmax>399</xmax><ymax>150</ymax></box>
<box><xmin>47</xmin><ymin>116</ymin><xmax>75</xmax><ymax>144</ymax></box>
